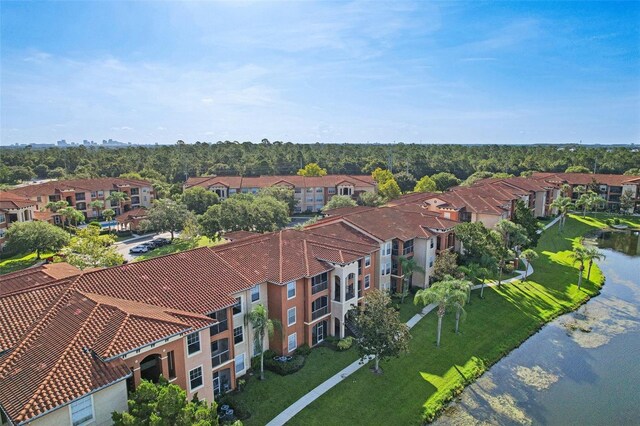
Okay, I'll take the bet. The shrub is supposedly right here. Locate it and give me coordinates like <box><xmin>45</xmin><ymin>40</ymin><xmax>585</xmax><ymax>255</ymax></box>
<box><xmin>87</xmin><ymin>221</ymin><xmax>101</xmax><ymax>229</ymax></box>
<box><xmin>264</xmin><ymin>354</ymin><xmax>306</xmax><ymax>375</ymax></box>
<box><xmin>504</xmin><ymin>263</ymin><xmax>515</xmax><ymax>274</ymax></box>
<box><xmin>116</xmin><ymin>230</ymin><xmax>133</xmax><ymax>237</ymax></box>
<box><xmin>295</xmin><ymin>344</ymin><xmax>311</xmax><ymax>356</ymax></box>
<box><xmin>337</xmin><ymin>336</ymin><xmax>354</xmax><ymax>351</ymax></box>
<box><xmin>219</xmin><ymin>395</ymin><xmax>251</xmax><ymax>420</ymax></box>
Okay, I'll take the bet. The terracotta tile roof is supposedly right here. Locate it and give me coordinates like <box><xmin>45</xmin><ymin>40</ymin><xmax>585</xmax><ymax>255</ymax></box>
<box><xmin>0</xmin><ymin>263</ymin><xmax>81</xmax><ymax>296</ymax></box>
<box><xmin>210</xmin><ymin>229</ymin><xmax>378</xmax><ymax>283</ymax></box>
<box><xmin>72</xmin><ymin>247</ymin><xmax>254</xmax><ymax>314</ymax></box>
<box><xmin>531</xmin><ymin>172</ymin><xmax>640</xmax><ymax>187</ymax></box>
<box><xmin>0</xmin><ymin>192</ymin><xmax>36</xmax><ymax>210</ymax></box>
<box><xmin>422</xmin><ymin>188</ymin><xmax>510</xmax><ymax>215</ymax></box>
<box><xmin>311</xmin><ymin>205</ymin><xmax>458</xmax><ymax>241</ymax></box>
<box><xmin>7</xmin><ymin>178</ymin><xmax>153</xmax><ymax>199</ymax></box>
<box><xmin>115</xmin><ymin>207</ymin><xmax>148</xmax><ymax>223</ymax></box>
<box><xmin>184</xmin><ymin>175</ymin><xmax>375</xmax><ymax>190</ymax></box>
<box><xmin>322</xmin><ymin>205</ymin><xmax>373</xmax><ymax>217</ymax></box>
<box><xmin>0</xmin><ymin>290</ymin><xmax>131</xmax><ymax>424</ymax></box>
<box><xmin>223</xmin><ymin>230</ymin><xmax>261</xmax><ymax>242</ymax></box>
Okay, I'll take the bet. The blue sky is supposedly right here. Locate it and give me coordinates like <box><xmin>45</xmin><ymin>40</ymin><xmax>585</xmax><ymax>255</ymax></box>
<box><xmin>1</xmin><ymin>1</ymin><xmax>638</xmax><ymax>145</ymax></box>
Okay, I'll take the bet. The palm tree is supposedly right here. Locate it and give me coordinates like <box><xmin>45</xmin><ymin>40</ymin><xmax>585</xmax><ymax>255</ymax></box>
<box><xmin>248</xmin><ymin>304</ymin><xmax>278</xmax><ymax>380</ymax></box>
<box><xmin>58</xmin><ymin>206</ymin><xmax>84</xmax><ymax>228</ymax></box>
<box><xmin>550</xmin><ymin>196</ymin><xmax>573</xmax><ymax>232</ymax></box>
<box><xmin>449</xmin><ymin>278</ymin><xmax>472</xmax><ymax>333</ymax></box>
<box><xmin>89</xmin><ymin>199</ymin><xmax>105</xmax><ymax>217</ymax></box>
<box><xmin>584</xmin><ymin>246</ymin><xmax>605</xmax><ymax>281</ymax></box>
<box><xmin>107</xmin><ymin>191</ymin><xmax>128</xmax><ymax>213</ymax></box>
<box><xmin>414</xmin><ymin>279</ymin><xmax>468</xmax><ymax>347</ymax></box>
<box><xmin>103</xmin><ymin>208</ymin><xmax>116</xmax><ymax>231</ymax></box>
<box><xmin>569</xmin><ymin>246</ymin><xmax>589</xmax><ymax>290</ymax></box>
<box><xmin>457</xmin><ymin>262</ymin><xmax>488</xmax><ymax>303</ymax></box>
<box><xmin>519</xmin><ymin>249</ymin><xmax>538</xmax><ymax>281</ymax></box>
<box><xmin>398</xmin><ymin>256</ymin><xmax>425</xmax><ymax>303</ymax></box>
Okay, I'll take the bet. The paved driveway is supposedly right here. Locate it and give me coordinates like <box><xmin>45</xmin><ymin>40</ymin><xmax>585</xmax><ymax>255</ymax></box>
<box><xmin>115</xmin><ymin>232</ymin><xmax>175</xmax><ymax>261</ymax></box>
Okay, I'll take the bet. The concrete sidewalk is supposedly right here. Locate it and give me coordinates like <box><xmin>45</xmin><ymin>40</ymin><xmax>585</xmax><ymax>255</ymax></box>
<box><xmin>266</xmin><ymin>262</ymin><xmax>535</xmax><ymax>426</ymax></box>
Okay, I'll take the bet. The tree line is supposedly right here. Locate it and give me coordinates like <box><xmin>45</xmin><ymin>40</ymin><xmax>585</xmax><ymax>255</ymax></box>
<box><xmin>2</xmin><ymin>142</ymin><xmax>638</xmax><ymax>187</ymax></box>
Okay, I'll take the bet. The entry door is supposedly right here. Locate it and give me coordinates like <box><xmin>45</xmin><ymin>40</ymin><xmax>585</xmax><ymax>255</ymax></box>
<box><xmin>213</xmin><ymin>376</ymin><xmax>221</xmax><ymax>397</ymax></box>
<box><xmin>317</xmin><ymin>323</ymin><xmax>324</xmax><ymax>343</ymax></box>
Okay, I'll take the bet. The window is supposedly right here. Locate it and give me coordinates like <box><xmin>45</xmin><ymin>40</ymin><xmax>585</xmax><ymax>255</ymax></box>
<box><xmin>364</xmin><ymin>274</ymin><xmax>371</xmax><ymax>289</ymax></box>
<box><xmin>75</xmin><ymin>192</ymin><xmax>85</xmax><ymax>201</ymax></box>
<box><xmin>306</xmin><ymin>196</ymin><xmax>314</xmax><ymax>202</ymax></box>
<box><xmin>167</xmin><ymin>351</ymin><xmax>176</xmax><ymax>379</ymax></box>
<box><xmin>311</xmin><ymin>272</ymin><xmax>328</xmax><ymax>294</ymax></box>
<box><xmin>0</xmin><ymin>213</ymin><xmax>5</xmax><ymax>223</ymax></box>
<box><xmin>403</xmin><ymin>239</ymin><xmax>414</xmax><ymax>255</ymax></box>
<box><xmin>130</xmin><ymin>188</ymin><xmax>139</xmax><ymax>195</ymax></box>
<box><xmin>295</xmin><ymin>188</ymin><xmax>302</xmax><ymax>193</ymax></box>
<box><xmin>383</xmin><ymin>242</ymin><xmax>392</xmax><ymax>256</ymax></box>
<box><xmin>365</xmin><ymin>256</ymin><xmax>371</xmax><ymax>267</ymax></box>
<box><xmin>235</xmin><ymin>353</ymin><xmax>246</xmax><ymax>373</ymax></box>
<box><xmin>187</xmin><ymin>332</ymin><xmax>201</xmax><ymax>355</ymax></box>
<box><xmin>70</xmin><ymin>395</ymin><xmax>93</xmax><ymax>426</ymax></box>
<box><xmin>208</xmin><ymin>308</ymin><xmax>228</xmax><ymax>336</ymax></box>
<box><xmin>311</xmin><ymin>296</ymin><xmax>328</xmax><ymax>319</ymax></box>
<box><xmin>233</xmin><ymin>297</ymin><xmax>242</xmax><ymax>315</ymax></box>
<box><xmin>381</xmin><ymin>262</ymin><xmax>391</xmax><ymax>276</ymax></box>
<box><xmin>233</xmin><ymin>326</ymin><xmax>244</xmax><ymax>345</ymax></box>
<box><xmin>287</xmin><ymin>307</ymin><xmax>296</xmax><ymax>326</ymax></box>
<box><xmin>429</xmin><ymin>260</ymin><xmax>434</xmax><ymax>268</ymax></box>
<box><xmin>316</xmin><ymin>187</ymin><xmax>323</xmax><ymax>193</ymax></box>
<box><xmin>430</xmin><ymin>238</ymin><xmax>434</xmax><ymax>249</ymax></box>
<box><xmin>287</xmin><ymin>281</ymin><xmax>296</xmax><ymax>299</ymax></box>
<box><xmin>189</xmin><ymin>366</ymin><xmax>203</xmax><ymax>391</ymax></box>
<box><xmin>211</xmin><ymin>338</ymin><xmax>230</xmax><ymax>367</ymax></box>
<box><xmin>288</xmin><ymin>333</ymin><xmax>297</xmax><ymax>352</ymax></box>
<box><xmin>306</xmin><ymin>188</ymin><xmax>313</xmax><ymax>193</ymax></box>
<box><xmin>251</xmin><ymin>285</ymin><xmax>260</xmax><ymax>302</ymax></box>
<box><xmin>328</xmin><ymin>187</ymin><xmax>336</xmax><ymax>194</ymax></box>
<box><xmin>37</xmin><ymin>196</ymin><xmax>42</xmax><ymax>202</ymax></box>
<box><xmin>392</xmin><ymin>240</ymin><xmax>399</xmax><ymax>256</ymax></box>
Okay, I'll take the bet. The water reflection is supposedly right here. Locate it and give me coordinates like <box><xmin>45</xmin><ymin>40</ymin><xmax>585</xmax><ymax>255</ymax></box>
<box><xmin>435</xmin><ymin>230</ymin><xmax>640</xmax><ymax>425</ymax></box>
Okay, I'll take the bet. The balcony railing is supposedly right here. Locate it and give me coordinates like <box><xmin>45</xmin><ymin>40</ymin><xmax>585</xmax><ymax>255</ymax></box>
<box><xmin>345</xmin><ymin>290</ymin><xmax>355</xmax><ymax>301</ymax></box>
<box><xmin>211</xmin><ymin>351</ymin><xmax>230</xmax><ymax>368</ymax></box>
<box><xmin>311</xmin><ymin>306</ymin><xmax>328</xmax><ymax>320</ymax></box>
<box><xmin>311</xmin><ymin>281</ymin><xmax>328</xmax><ymax>295</ymax></box>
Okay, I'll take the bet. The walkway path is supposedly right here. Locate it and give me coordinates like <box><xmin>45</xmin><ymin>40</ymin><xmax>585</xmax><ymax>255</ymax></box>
<box><xmin>266</xmin><ymin>261</ymin><xmax>537</xmax><ymax>425</ymax></box>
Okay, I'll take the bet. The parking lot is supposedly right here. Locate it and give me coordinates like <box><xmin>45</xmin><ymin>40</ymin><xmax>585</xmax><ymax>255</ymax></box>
<box><xmin>115</xmin><ymin>232</ymin><xmax>175</xmax><ymax>261</ymax></box>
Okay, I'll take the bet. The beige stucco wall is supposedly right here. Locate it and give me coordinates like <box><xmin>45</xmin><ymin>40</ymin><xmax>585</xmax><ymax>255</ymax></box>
<box><xmin>27</xmin><ymin>379</ymin><xmax>128</xmax><ymax>426</ymax></box>
<box><xmin>230</xmin><ymin>283</ymin><xmax>269</xmax><ymax>378</ymax></box>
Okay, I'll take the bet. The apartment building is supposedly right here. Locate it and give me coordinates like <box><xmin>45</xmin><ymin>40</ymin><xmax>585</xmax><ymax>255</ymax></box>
<box><xmin>8</xmin><ymin>178</ymin><xmax>155</xmax><ymax>223</ymax></box>
<box><xmin>0</xmin><ymin>226</ymin><xmax>379</xmax><ymax>425</ymax></box>
<box><xmin>315</xmin><ymin>204</ymin><xmax>459</xmax><ymax>293</ymax></box>
<box><xmin>184</xmin><ymin>175</ymin><xmax>377</xmax><ymax>213</ymax></box>
<box><xmin>0</xmin><ymin>192</ymin><xmax>37</xmax><ymax>248</ymax></box>
<box><xmin>531</xmin><ymin>172</ymin><xmax>640</xmax><ymax>213</ymax></box>
<box><xmin>388</xmin><ymin>176</ymin><xmax>556</xmax><ymax>229</ymax></box>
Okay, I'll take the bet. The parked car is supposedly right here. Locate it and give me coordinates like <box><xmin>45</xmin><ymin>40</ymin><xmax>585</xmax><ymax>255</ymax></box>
<box><xmin>129</xmin><ymin>245</ymin><xmax>149</xmax><ymax>254</ymax></box>
<box><xmin>141</xmin><ymin>241</ymin><xmax>159</xmax><ymax>249</ymax></box>
<box><xmin>153</xmin><ymin>238</ymin><xmax>171</xmax><ymax>246</ymax></box>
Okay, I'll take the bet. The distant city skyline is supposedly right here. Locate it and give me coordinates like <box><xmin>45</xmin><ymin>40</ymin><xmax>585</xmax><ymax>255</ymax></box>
<box><xmin>1</xmin><ymin>1</ymin><xmax>639</xmax><ymax>145</ymax></box>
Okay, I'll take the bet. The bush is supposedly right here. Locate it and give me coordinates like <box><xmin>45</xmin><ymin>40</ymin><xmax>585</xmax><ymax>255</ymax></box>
<box><xmin>337</xmin><ymin>336</ymin><xmax>354</xmax><ymax>351</ymax></box>
<box><xmin>504</xmin><ymin>263</ymin><xmax>515</xmax><ymax>274</ymax></box>
<box><xmin>219</xmin><ymin>395</ymin><xmax>251</xmax><ymax>421</ymax></box>
<box><xmin>264</xmin><ymin>354</ymin><xmax>306</xmax><ymax>375</ymax></box>
<box><xmin>87</xmin><ymin>221</ymin><xmax>101</xmax><ymax>229</ymax></box>
<box><xmin>295</xmin><ymin>344</ymin><xmax>311</xmax><ymax>357</ymax></box>
<box><xmin>116</xmin><ymin>230</ymin><xmax>133</xmax><ymax>237</ymax></box>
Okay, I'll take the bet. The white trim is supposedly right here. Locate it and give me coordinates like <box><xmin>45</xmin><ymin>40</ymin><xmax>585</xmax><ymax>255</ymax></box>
<box><xmin>288</xmin><ymin>332</ymin><xmax>297</xmax><ymax>352</ymax></box>
<box><xmin>188</xmin><ymin>365</ymin><xmax>205</xmax><ymax>393</ymax></box>
<box><xmin>287</xmin><ymin>281</ymin><xmax>296</xmax><ymax>300</ymax></box>
<box><xmin>233</xmin><ymin>325</ymin><xmax>244</xmax><ymax>346</ymax></box>
<box><xmin>235</xmin><ymin>353</ymin><xmax>246</xmax><ymax>374</ymax></box>
<box><xmin>287</xmin><ymin>307</ymin><xmax>297</xmax><ymax>327</ymax></box>
<box><xmin>186</xmin><ymin>331</ymin><xmax>202</xmax><ymax>358</ymax></box>
<box><xmin>68</xmin><ymin>394</ymin><xmax>94</xmax><ymax>426</ymax></box>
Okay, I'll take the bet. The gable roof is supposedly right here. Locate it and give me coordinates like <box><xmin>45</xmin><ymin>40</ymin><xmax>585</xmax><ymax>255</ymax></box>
<box><xmin>0</xmin><ymin>192</ymin><xmax>36</xmax><ymax>210</ymax></box>
<box><xmin>7</xmin><ymin>178</ymin><xmax>153</xmax><ymax>199</ymax></box>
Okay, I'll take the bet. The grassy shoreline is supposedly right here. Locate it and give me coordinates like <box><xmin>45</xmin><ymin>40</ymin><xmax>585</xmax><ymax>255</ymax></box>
<box><xmin>287</xmin><ymin>214</ymin><xmax>628</xmax><ymax>425</ymax></box>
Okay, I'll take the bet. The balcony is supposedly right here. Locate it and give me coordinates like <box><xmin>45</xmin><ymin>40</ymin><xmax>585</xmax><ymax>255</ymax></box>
<box><xmin>311</xmin><ymin>306</ymin><xmax>328</xmax><ymax>320</ymax></box>
<box><xmin>311</xmin><ymin>281</ymin><xmax>328</xmax><ymax>295</ymax></box>
<box><xmin>345</xmin><ymin>290</ymin><xmax>355</xmax><ymax>301</ymax></box>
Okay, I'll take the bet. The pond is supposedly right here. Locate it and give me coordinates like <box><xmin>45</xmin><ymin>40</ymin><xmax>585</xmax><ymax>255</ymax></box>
<box><xmin>434</xmin><ymin>230</ymin><xmax>640</xmax><ymax>425</ymax></box>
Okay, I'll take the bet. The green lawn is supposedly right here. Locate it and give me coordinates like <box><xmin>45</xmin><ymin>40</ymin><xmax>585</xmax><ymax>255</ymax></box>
<box><xmin>288</xmin><ymin>215</ymin><xmax>609</xmax><ymax>425</ymax></box>
<box><xmin>225</xmin><ymin>347</ymin><xmax>359</xmax><ymax>425</ymax></box>
<box><xmin>0</xmin><ymin>251</ymin><xmax>53</xmax><ymax>275</ymax></box>
<box><xmin>133</xmin><ymin>236</ymin><xmax>222</xmax><ymax>261</ymax></box>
